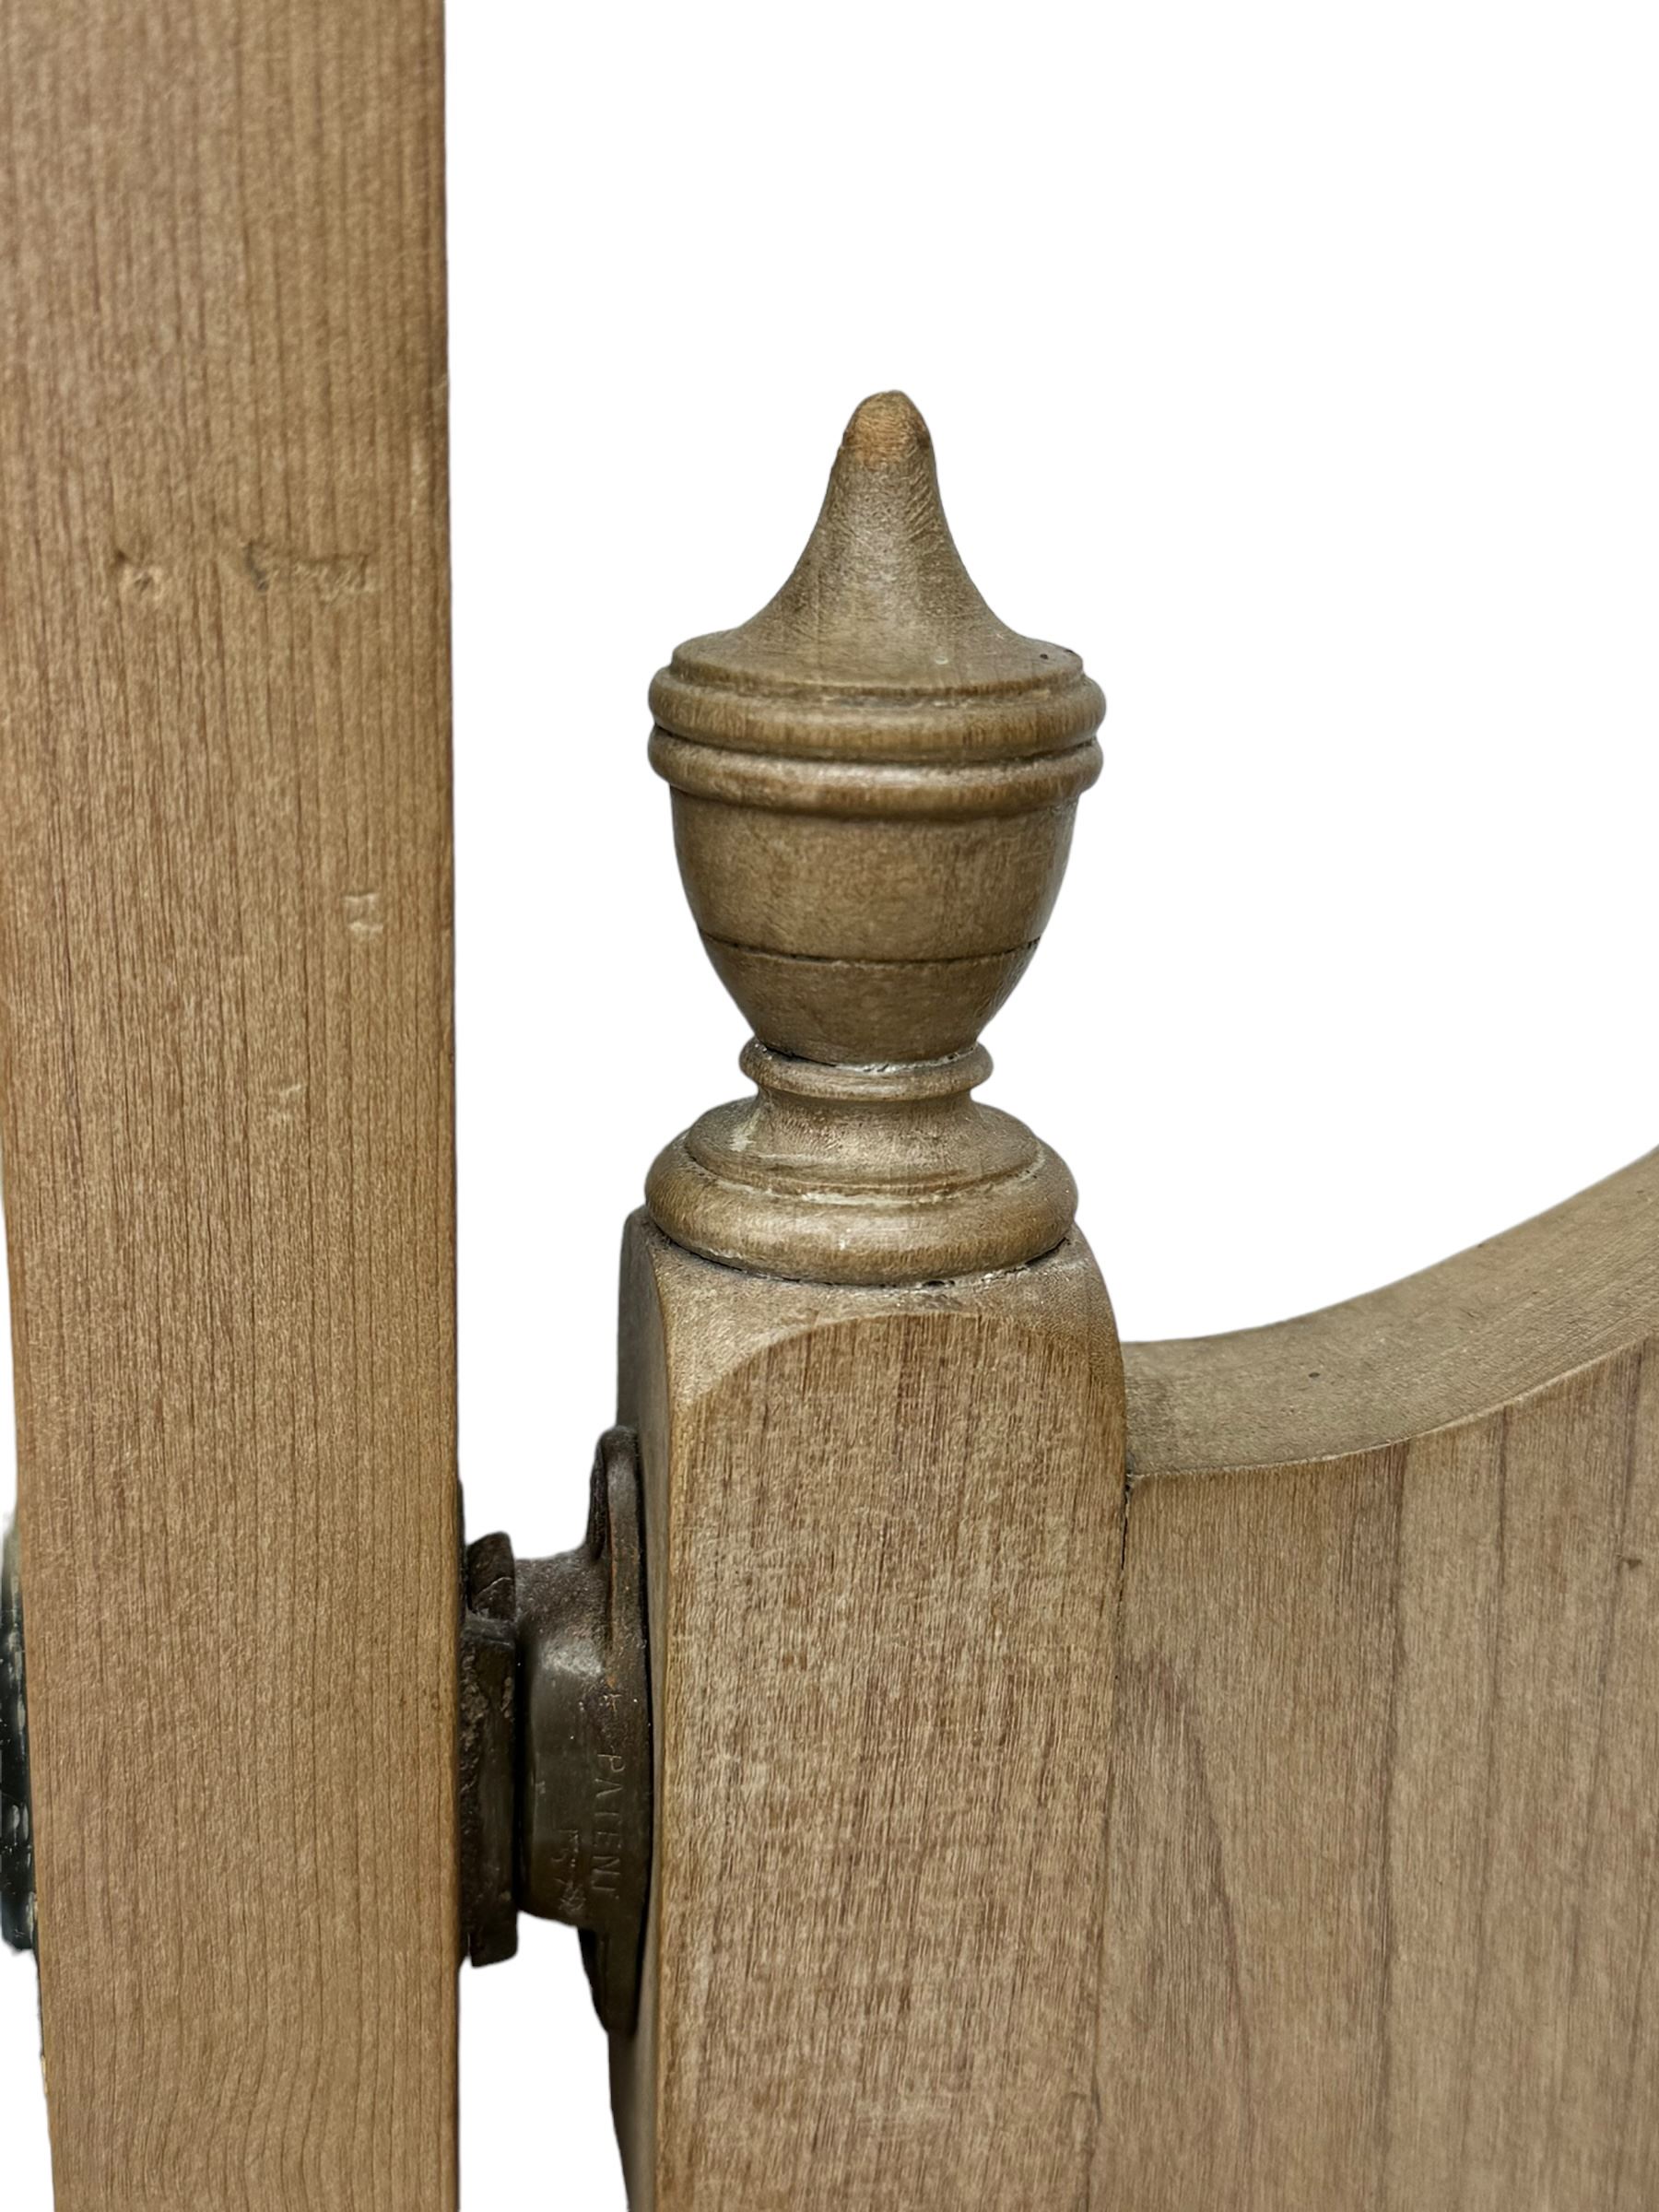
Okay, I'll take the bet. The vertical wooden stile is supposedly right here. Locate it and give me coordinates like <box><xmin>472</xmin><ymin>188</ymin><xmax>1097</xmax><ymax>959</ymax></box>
<box><xmin>616</xmin><ymin>394</ymin><xmax>1124</xmax><ymax>2207</ymax></box>
<box><xmin>616</xmin><ymin>1225</ymin><xmax>1124</xmax><ymax>2208</ymax></box>
<box><xmin>0</xmin><ymin>6</ymin><xmax>459</xmax><ymax>2206</ymax></box>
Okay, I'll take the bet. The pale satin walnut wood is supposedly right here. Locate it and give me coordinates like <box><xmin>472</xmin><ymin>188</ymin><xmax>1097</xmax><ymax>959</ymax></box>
<box><xmin>623</xmin><ymin>394</ymin><xmax>1657</xmax><ymax>2210</ymax></box>
<box><xmin>621</xmin><ymin>393</ymin><xmax>1126</xmax><ymax>2207</ymax></box>
<box><xmin>646</xmin><ymin>391</ymin><xmax>1103</xmax><ymax>1287</ymax></box>
<box><xmin>0</xmin><ymin>7</ymin><xmax>458</xmax><ymax>2208</ymax></box>
<box><xmin>613</xmin><ymin>1219</ymin><xmax>1124</xmax><ymax>2210</ymax></box>
<box><xmin>618</xmin><ymin>1135</ymin><xmax>1659</xmax><ymax>2210</ymax></box>
<box><xmin>1</xmin><ymin>37</ymin><xmax>1651</xmax><ymax>2192</ymax></box>
<box><xmin>1100</xmin><ymin>1149</ymin><xmax>1659</xmax><ymax>2212</ymax></box>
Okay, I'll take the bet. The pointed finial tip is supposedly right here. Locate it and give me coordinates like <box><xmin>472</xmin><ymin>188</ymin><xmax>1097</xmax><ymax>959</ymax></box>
<box><xmin>841</xmin><ymin>391</ymin><xmax>931</xmax><ymax>467</ymax></box>
<box><xmin>651</xmin><ymin>390</ymin><xmax>1103</xmax><ymax>771</ymax></box>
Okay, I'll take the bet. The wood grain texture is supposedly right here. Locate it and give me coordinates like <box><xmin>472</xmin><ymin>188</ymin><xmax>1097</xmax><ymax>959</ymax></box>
<box><xmin>1127</xmin><ymin>1149</ymin><xmax>1659</xmax><ymax>1475</ymax></box>
<box><xmin>645</xmin><ymin>393</ymin><xmax>1100</xmax><ymax>1288</ymax></box>
<box><xmin>614</xmin><ymin>1217</ymin><xmax>1125</xmax><ymax>2211</ymax></box>
<box><xmin>0</xmin><ymin>6</ymin><xmax>458</xmax><ymax>2206</ymax></box>
<box><xmin>1100</xmin><ymin>1153</ymin><xmax>1659</xmax><ymax>2209</ymax></box>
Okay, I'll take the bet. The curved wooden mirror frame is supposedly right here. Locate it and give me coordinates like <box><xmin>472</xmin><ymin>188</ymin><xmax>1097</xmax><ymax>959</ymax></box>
<box><xmin>3</xmin><ymin>2</ymin><xmax>1650</xmax><ymax>2165</ymax></box>
<box><xmin>1127</xmin><ymin>1147</ymin><xmax>1659</xmax><ymax>1474</ymax></box>
<box><xmin>1096</xmin><ymin>1148</ymin><xmax>1659</xmax><ymax>2206</ymax></box>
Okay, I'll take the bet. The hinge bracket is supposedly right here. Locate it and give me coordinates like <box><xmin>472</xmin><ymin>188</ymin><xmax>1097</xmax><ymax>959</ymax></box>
<box><xmin>459</xmin><ymin>1428</ymin><xmax>653</xmax><ymax>2035</ymax></box>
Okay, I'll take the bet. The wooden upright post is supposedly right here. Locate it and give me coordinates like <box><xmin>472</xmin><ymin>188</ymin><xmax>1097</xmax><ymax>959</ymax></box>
<box><xmin>614</xmin><ymin>396</ymin><xmax>1124</xmax><ymax>2206</ymax></box>
<box><xmin>0</xmin><ymin>7</ymin><xmax>458</xmax><ymax>2206</ymax></box>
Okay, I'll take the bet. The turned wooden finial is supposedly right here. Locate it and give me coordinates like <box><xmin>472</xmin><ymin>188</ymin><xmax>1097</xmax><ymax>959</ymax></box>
<box><xmin>645</xmin><ymin>392</ymin><xmax>1104</xmax><ymax>1285</ymax></box>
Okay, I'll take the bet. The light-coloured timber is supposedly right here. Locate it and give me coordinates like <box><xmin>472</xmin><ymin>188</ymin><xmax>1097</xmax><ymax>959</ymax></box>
<box><xmin>646</xmin><ymin>392</ymin><xmax>1102</xmax><ymax>1288</ymax></box>
<box><xmin>614</xmin><ymin>1216</ymin><xmax>1125</xmax><ymax>2211</ymax></box>
<box><xmin>618</xmin><ymin>396</ymin><xmax>1125</xmax><ymax>2207</ymax></box>
<box><xmin>610</xmin><ymin>1148</ymin><xmax>1659</xmax><ymax>2207</ymax></box>
<box><xmin>0</xmin><ymin>6</ymin><xmax>458</xmax><ymax>2207</ymax></box>
<box><xmin>1100</xmin><ymin>1149</ymin><xmax>1659</xmax><ymax>2210</ymax></box>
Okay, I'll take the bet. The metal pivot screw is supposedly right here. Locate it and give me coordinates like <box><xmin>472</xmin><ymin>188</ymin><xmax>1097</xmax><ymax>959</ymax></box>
<box><xmin>459</xmin><ymin>1428</ymin><xmax>653</xmax><ymax>2035</ymax></box>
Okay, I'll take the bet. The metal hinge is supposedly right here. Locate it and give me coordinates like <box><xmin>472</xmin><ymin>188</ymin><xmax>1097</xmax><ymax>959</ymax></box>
<box><xmin>4</xmin><ymin>1439</ymin><xmax>653</xmax><ymax>2036</ymax></box>
<box><xmin>1</xmin><ymin>1519</ymin><xmax>32</xmax><ymax>1956</ymax></box>
<box><xmin>459</xmin><ymin>1427</ymin><xmax>653</xmax><ymax>2035</ymax></box>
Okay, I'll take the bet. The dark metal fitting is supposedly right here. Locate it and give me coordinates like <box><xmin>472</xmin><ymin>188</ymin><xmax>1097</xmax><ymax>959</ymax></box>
<box><xmin>2</xmin><ymin>1518</ymin><xmax>34</xmax><ymax>1956</ymax></box>
<box><xmin>459</xmin><ymin>1427</ymin><xmax>652</xmax><ymax>2036</ymax></box>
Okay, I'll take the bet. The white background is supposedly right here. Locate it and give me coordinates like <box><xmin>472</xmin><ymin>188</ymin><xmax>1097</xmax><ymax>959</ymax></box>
<box><xmin>5</xmin><ymin>1</ymin><xmax>1657</xmax><ymax>2202</ymax></box>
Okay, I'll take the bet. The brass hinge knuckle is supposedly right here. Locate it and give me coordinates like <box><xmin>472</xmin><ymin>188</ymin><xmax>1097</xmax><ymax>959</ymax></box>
<box><xmin>459</xmin><ymin>1427</ymin><xmax>653</xmax><ymax>2036</ymax></box>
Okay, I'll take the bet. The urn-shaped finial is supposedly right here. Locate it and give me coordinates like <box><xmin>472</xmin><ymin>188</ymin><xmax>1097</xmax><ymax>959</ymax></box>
<box><xmin>646</xmin><ymin>394</ymin><xmax>1103</xmax><ymax>1286</ymax></box>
